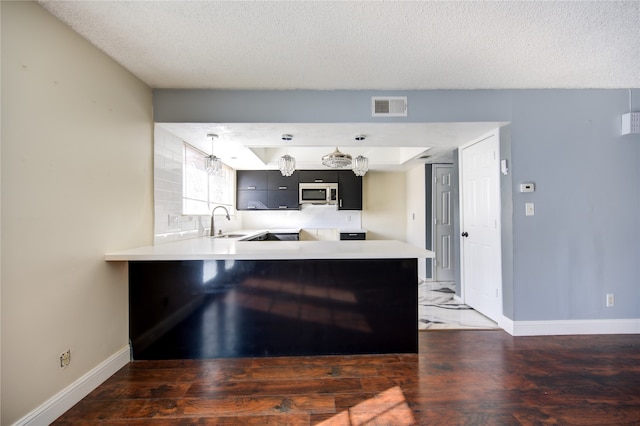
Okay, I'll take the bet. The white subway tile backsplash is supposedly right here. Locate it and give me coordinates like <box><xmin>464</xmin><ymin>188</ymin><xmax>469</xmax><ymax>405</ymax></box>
<box><xmin>155</xmin><ymin>169</ymin><xmax>181</xmax><ymax>183</ymax></box>
<box><xmin>154</xmin><ymin>125</ymin><xmax>200</xmax><ymax>244</ymax></box>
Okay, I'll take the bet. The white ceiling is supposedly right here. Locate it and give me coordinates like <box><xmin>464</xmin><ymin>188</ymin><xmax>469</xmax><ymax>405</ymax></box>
<box><xmin>39</xmin><ymin>1</ymin><xmax>640</xmax><ymax>170</ymax></box>
<box><xmin>158</xmin><ymin>121</ymin><xmax>505</xmax><ymax>170</ymax></box>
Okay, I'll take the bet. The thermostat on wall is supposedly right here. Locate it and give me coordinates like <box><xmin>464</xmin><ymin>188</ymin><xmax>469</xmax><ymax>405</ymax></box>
<box><xmin>520</xmin><ymin>183</ymin><xmax>535</xmax><ymax>193</ymax></box>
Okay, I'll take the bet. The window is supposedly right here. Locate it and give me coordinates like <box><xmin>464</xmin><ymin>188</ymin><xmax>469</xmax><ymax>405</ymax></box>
<box><xmin>183</xmin><ymin>142</ymin><xmax>235</xmax><ymax>215</ymax></box>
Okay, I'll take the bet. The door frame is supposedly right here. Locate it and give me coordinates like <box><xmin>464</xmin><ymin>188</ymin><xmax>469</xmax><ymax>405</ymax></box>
<box><xmin>457</xmin><ymin>129</ymin><xmax>503</xmax><ymax>321</ymax></box>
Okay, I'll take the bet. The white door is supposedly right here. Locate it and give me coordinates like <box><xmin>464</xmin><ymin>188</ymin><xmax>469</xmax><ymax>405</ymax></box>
<box><xmin>460</xmin><ymin>132</ymin><xmax>502</xmax><ymax>322</ymax></box>
<box><xmin>434</xmin><ymin>165</ymin><xmax>454</xmax><ymax>282</ymax></box>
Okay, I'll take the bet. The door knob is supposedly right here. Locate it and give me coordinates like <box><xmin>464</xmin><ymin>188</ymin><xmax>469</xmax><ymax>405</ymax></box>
<box><xmin>461</xmin><ymin>232</ymin><xmax>469</xmax><ymax>237</ymax></box>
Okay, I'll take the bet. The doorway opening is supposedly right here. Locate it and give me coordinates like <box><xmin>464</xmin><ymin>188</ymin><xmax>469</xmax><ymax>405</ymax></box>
<box><xmin>420</xmin><ymin>128</ymin><xmax>507</xmax><ymax>330</ymax></box>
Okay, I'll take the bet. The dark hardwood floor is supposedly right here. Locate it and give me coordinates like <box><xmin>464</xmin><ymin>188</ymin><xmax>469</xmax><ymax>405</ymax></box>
<box><xmin>54</xmin><ymin>331</ymin><xmax>640</xmax><ymax>425</ymax></box>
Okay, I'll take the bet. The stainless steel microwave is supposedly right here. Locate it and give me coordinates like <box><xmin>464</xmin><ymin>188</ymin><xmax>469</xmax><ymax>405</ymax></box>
<box><xmin>299</xmin><ymin>182</ymin><xmax>338</xmax><ymax>205</ymax></box>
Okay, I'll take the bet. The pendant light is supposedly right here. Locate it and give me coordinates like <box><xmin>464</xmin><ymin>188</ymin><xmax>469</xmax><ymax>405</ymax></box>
<box><xmin>321</xmin><ymin>147</ymin><xmax>352</xmax><ymax>168</ymax></box>
<box><xmin>351</xmin><ymin>135</ymin><xmax>368</xmax><ymax>176</ymax></box>
<box><xmin>205</xmin><ymin>133</ymin><xmax>222</xmax><ymax>175</ymax></box>
<box><xmin>353</xmin><ymin>155</ymin><xmax>369</xmax><ymax>176</ymax></box>
<box><xmin>278</xmin><ymin>134</ymin><xmax>296</xmax><ymax>177</ymax></box>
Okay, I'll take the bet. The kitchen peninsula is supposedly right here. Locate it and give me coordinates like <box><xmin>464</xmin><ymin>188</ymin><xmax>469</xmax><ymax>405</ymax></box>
<box><xmin>106</xmin><ymin>231</ymin><xmax>434</xmax><ymax>360</ymax></box>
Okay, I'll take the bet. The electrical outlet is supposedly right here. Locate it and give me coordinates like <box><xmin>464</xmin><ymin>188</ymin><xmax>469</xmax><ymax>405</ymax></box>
<box><xmin>168</xmin><ymin>214</ymin><xmax>180</xmax><ymax>226</ymax></box>
<box><xmin>606</xmin><ymin>293</ymin><xmax>614</xmax><ymax>307</ymax></box>
<box><xmin>60</xmin><ymin>350</ymin><xmax>71</xmax><ymax>368</ymax></box>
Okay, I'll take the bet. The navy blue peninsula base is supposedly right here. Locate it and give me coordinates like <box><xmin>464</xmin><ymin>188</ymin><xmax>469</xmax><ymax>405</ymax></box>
<box><xmin>129</xmin><ymin>258</ymin><xmax>418</xmax><ymax>359</ymax></box>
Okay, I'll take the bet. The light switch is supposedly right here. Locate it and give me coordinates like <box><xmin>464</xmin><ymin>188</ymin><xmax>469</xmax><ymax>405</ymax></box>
<box><xmin>525</xmin><ymin>202</ymin><xmax>535</xmax><ymax>216</ymax></box>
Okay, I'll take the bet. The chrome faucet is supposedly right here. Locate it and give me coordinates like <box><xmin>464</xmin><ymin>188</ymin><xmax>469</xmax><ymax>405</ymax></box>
<box><xmin>210</xmin><ymin>206</ymin><xmax>231</xmax><ymax>236</ymax></box>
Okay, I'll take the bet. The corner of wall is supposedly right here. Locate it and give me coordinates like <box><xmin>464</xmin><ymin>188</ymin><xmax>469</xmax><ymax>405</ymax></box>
<box><xmin>499</xmin><ymin>125</ymin><xmax>514</xmax><ymax>320</ymax></box>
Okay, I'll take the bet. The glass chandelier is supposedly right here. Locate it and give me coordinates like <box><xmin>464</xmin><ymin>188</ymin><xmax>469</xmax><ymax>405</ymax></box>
<box><xmin>205</xmin><ymin>133</ymin><xmax>222</xmax><ymax>176</ymax></box>
<box><xmin>351</xmin><ymin>135</ymin><xmax>368</xmax><ymax>176</ymax></box>
<box><xmin>278</xmin><ymin>134</ymin><xmax>296</xmax><ymax>177</ymax></box>
<box><xmin>321</xmin><ymin>147</ymin><xmax>352</xmax><ymax>168</ymax></box>
<box><xmin>353</xmin><ymin>155</ymin><xmax>369</xmax><ymax>176</ymax></box>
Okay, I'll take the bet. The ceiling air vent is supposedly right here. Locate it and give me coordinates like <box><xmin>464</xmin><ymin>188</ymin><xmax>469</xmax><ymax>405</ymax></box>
<box><xmin>372</xmin><ymin>96</ymin><xmax>407</xmax><ymax>117</ymax></box>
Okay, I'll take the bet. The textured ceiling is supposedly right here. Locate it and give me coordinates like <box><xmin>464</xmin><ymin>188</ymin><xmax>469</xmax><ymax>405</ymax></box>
<box><xmin>39</xmin><ymin>1</ymin><xmax>640</xmax><ymax>90</ymax></box>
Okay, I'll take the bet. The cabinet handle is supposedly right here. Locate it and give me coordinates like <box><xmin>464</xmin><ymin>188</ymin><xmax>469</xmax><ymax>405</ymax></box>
<box><xmin>339</xmin><ymin>199</ymin><xmax>343</xmax><ymax>208</ymax></box>
<box><xmin>348</xmin><ymin>234</ymin><xmax>357</xmax><ymax>236</ymax></box>
<box><xmin>314</xmin><ymin>179</ymin><xmax>323</xmax><ymax>183</ymax></box>
<box><xmin>279</xmin><ymin>206</ymin><xmax>287</xmax><ymax>209</ymax></box>
<box><xmin>247</xmin><ymin>186</ymin><xmax>256</xmax><ymax>190</ymax></box>
<box><xmin>278</xmin><ymin>186</ymin><xmax>287</xmax><ymax>190</ymax></box>
<box><xmin>247</xmin><ymin>206</ymin><xmax>256</xmax><ymax>209</ymax></box>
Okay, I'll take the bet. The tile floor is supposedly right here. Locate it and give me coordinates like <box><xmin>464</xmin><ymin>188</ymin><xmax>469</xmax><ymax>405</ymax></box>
<box><xmin>418</xmin><ymin>281</ymin><xmax>500</xmax><ymax>330</ymax></box>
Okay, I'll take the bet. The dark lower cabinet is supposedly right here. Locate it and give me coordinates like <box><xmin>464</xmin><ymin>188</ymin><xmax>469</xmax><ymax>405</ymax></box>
<box><xmin>129</xmin><ymin>258</ymin><xmax>418</xmax><ymax>359</ymax></box>
<box><xmin>340</xmin><ymin>232</ymin><xmax>366</xmax><ymax>240</ymax></box>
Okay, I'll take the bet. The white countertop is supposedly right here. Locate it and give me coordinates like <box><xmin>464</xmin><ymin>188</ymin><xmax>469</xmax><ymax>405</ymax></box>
<box><xmin>105</xmin><ymin>230</ymin><xmax>434</xmax><ymax>261</ymax></box>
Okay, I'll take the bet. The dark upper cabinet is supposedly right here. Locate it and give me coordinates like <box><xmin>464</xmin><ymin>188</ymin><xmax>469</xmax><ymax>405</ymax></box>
<box><xmin>338</xmin><ymin>170</ymin><xmax>363</xmax><ymax>210</ymax></box>
<box><xmin>237</xmin><ymin>170</ymin><xmax>267</xmax><ymax>190</ymax></box>
<box><xmin>298</xmin><ymin>170</ymin><xmax>339</xmax><ymax>183</ymax></box>
<box><xmin>236</xmin><ymin>190</ymin><xmax>268</xmax><ymax>210</ymax></box>
<box><xmin>237</xmin><ymin>169</ymin><xmax>361</xmax><ymax>211</ymax></box>
<box><xmin>237</xmin><ymin>170</ymin><xmax>299</xmax><ymax>210</ymax></box>
<box><xmin>237</xmin><ymin>170</ymin><xmax>268</xmax><ymax>210</ymax></box>
<box><xmin>267</xmin><ymin>170</ymin><xmax>299</xmax><ymax>191</ymax></box>
<box><xmin>267</xmin><ymin>191</ymin><xmax>299</xmax><ymax>209</ymax></box>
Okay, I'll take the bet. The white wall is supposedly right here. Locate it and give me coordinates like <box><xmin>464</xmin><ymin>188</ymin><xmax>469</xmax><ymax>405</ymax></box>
<box><xmin>362</xmin><ymin>171</ymin><xmax>406</xmax><ymax>241</ymax></box>
<box><xmin>1</xmin><ymin>2</ymin><xmax>153</xmax><ymax>424</ymax></box>
<box><xmin>406</xmin><ymin>165</ymin><xmax>427</xmax><ymax>280</ymax></box>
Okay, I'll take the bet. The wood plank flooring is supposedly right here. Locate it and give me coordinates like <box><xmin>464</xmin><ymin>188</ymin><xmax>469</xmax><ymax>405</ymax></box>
<box><xmin>53</xmin><ymin>331</ymin><xmax>640</xmax><ymax>425</ymax></box>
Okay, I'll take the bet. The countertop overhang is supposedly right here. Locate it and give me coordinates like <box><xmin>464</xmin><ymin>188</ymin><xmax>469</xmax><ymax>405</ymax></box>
<box><xmin>105</xmin><ymin>230</ymin><xmax>434</xmax><ymax>261</ymax></box>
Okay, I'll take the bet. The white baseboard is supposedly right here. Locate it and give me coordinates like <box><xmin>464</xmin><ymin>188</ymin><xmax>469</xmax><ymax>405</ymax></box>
<box><xmin>501</xmin><ymin>318</ymin><xmax>640</xmax><ymax>337</ymax></box>
<box><xmin>14</xmin><ymin>345</ymin><xmax>130</xmax><ymax>426</ymax></box>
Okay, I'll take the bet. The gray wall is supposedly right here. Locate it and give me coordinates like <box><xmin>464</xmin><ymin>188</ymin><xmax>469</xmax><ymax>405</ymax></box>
<box><xmin>154</xmin><ymin>89</ymin><xmax>640</xmax><ymax>321</ymax></box>
<box><xmin>510</xmin><ymin>91</ymin><xmax>639</xmax><ymax>320</ymax></box>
